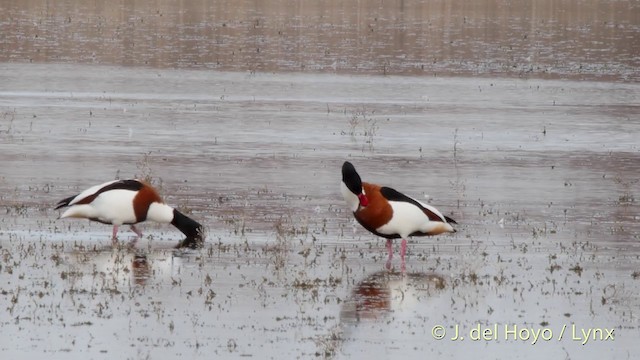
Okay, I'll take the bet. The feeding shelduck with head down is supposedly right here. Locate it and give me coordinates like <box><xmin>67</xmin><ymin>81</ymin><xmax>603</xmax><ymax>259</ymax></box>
<box><xmin>55</xmin><ymin>179</ymin><xmax>204</xmax><ymax>248</ymax></box>
<box><xmin>341</xmin><ymin>161</ymin><xmax>457</xmax><ymax>270</ymax></box>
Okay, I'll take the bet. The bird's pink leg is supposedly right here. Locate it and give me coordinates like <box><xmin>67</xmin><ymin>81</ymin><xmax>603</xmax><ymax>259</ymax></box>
<box><xmin>128</xmin><ymin>225</ymin><xmax>143</xmax><ymax>246</ymax></box>
<box><xmin>130</xmin><ymin>225</ymin><xmax>143</xmax><ymax>238</ymax></box>
<box><xmin>112</xmin><ymin>225</ymin><xmax>119</xmax><ymax>245</ymax></box>
<box><xmin>385</xmin><ymin>239</ymin><xmax>393</xmax><ymax>270</ymax></box>
<box><xmin>400</xmin><ymin>239</ymin><xmax>407</xmax><ymax>272</ymax></box>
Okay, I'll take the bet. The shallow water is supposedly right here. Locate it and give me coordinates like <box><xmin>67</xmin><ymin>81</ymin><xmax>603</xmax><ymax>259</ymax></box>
<box><xmin>1</xmin><ymin>0</ymin><xmax>640</xmax><ymax>358</ymax></box>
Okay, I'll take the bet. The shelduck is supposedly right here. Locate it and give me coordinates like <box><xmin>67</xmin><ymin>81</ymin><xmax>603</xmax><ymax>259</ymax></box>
<box><xmin>55</xmin><ymin>179</ymin><xmax>204</xmax><ymax>248</ymax></box>
<box><xmin>341</xmin><ymin>161</ymin><xmax>457</xmax><ymax>269</ymax></box>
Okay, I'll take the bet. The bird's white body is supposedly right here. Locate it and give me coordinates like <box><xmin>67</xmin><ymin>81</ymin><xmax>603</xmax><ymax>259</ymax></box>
<box><xmin>61</xmin><ymin>189</ymin><xmax>138</xmax><ymax>225</ymax></box>
<box><xmin>377</xmin><ymin>200</ymin><xmax>455</xmax><ymax>238</ymax></box>
<box><xmin>59</xmin><ymin>180</ymin><xmax>174</xmax><ymax>226</ymax></box>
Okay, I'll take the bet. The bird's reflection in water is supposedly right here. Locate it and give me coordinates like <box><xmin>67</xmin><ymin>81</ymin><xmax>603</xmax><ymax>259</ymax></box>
<box><xmin>67</xmin><ymin>246</ymin><xmax>154</xmax><ymax>288</ymax></box>
<box><xmin>341</xmin><ymin>270</ymin><xmax>446</xmax><ymax>323</ymax></box>
<box><xmin>131</xmin><ymin>252</ymin><xmax>151</xmax><ymax>286</ymax></box>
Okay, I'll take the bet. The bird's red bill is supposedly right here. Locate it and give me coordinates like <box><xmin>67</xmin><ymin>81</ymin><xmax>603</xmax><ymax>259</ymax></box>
<box><xmin>358</xmin><ymin>193</ymin><xmax>369</xmax><ymax>207</ymax></box>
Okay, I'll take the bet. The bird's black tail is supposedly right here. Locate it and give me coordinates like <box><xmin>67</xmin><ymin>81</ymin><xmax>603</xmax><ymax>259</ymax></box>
<box><xmin>444</xmin><ymin>215</ymin><xmax>458</xmax><ymax>225</ymax></box>
<box><xmin>54</xmin><ymin>195</ymin><xmax>77</xmax><ymax>210</ymax></box>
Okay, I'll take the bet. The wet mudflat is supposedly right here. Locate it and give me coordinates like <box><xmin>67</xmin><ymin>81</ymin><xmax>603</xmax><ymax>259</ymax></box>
<box><xmin>1</xmin><ymin>63</ymin><xmax>638</xmax><ymax>359</ymax></box>
<box><xmin>1</xmin><ymin>0</ymin><xmax>639</xmax><ymax>81</ymax></box>
<box><xmin>1</xmin><ymin>0</ymin><xmax>640</xmax><ymax>358</ymax></box>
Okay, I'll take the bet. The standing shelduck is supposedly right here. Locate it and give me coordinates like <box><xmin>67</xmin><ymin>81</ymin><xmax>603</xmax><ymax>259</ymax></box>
<box><xmin>55</xmin><ymin>179</ymin><xmax>204</xmax><ymax>248</ymax></box>
<box><xmin>341</xmin><ymin>161</ymin><xmax>457</xmax><ymax>269</ymax></box>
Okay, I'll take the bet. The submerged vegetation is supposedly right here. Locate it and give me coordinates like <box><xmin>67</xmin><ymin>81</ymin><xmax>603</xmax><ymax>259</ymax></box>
<box><xmin>341</xmin><ymin>107</ymin><xmax>380</xmax><ymax>150</ymax></box>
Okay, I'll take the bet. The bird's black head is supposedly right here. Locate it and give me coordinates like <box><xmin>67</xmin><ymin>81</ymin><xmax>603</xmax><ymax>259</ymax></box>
<box><xmin>171</xmin><ymin>209</ymin><xmax>205</xmax><ymax>249</ymax></box>
<box><xmin>342</xmin><ymin>161</ymin><xmax>363</xmax><ymax>195</ymax></box>
<box><xmin>342</xmin><ymin>161</ymin><xmax>369</xmax><ymax>208</ymax></box>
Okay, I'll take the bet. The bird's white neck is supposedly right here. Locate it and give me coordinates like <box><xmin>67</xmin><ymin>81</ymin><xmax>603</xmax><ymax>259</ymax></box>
<box><xmin>341</xmin><ymin>182</ymin><xmax>360</xmax><ymax>212</ymax></box>
<box><xmin>147</xmin><ymin>202</ymin><xmax>174</xmax><ymax>223</ymax></box>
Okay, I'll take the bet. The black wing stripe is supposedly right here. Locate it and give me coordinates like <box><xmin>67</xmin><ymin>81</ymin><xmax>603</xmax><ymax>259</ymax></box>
<box><xmin>55</xmin><ymin>179</ymin><xmax>144</xmax><ymax>209</ymax></box>
<box><xmin>380</xmin><ymin>186</ymin><xmax>445</xmax><ymax>223</ymax></box>
<box><xmin>99</xmin><ymin>179</ymin><xmax>144</xmax><ymax>193</ymax></box>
